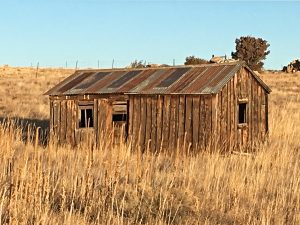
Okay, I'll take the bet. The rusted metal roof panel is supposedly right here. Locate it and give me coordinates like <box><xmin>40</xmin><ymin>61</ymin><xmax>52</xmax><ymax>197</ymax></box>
<box><xmin>117</xmin><ymin>69</ymin><xmax>158</xmax><ymax>93</ymax></box>
<box><xmin>156</xmin><ymin>67</ymin><xmax>191</xmax><ymax>88</ymax></box>
<box><xmin>45</xmin><ymin>62</ymin><xmax>270</xmax><ymax>96</ymax></box>
<box><xmin>183</xmin><ymin>65</ymin><xmax>226</xmax><ymax>93</ymax></box>
<box><xmin>64</xmin><ymin>72</ymin><xmax>111</xmax><ymax>95</ymax></box>
<box><xmin>85</xmin><ymin>70</ymin><xmax>126</xmax><ymax>93</ymax></box>
<box><xmin>44</xmin><ymin>71</ymin><xmax>84</xmax><ymax>95</ymax></box>
<box><xmin>167</xmin><ymin>67</ymin><xmax>207</xmax><ymax>93</ymax></box>
<box><xmin>108</xmin><ymin>70</ymin><xmax>142</xmax><ymax>89</ymax></box>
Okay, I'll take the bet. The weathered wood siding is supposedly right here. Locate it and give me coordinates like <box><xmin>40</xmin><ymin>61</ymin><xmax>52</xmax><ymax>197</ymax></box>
<box><xmin>49</xmin><ymin>67</ymin><xmax>269</xmax><ymax>153</ymax></box>
<box><xmin>49</xmin><ymin>96</ymin><xmax>120</xmax><ymax>146</ymax></box>
<box><xmin>128</xmin><ymin>95</ymin><xmax>213</xmax><ymax>152</ymax></box>
<box><xmin>215</xmin><ymin>67</ymin><xmax>268</xmax><ymax>151</ymax></box>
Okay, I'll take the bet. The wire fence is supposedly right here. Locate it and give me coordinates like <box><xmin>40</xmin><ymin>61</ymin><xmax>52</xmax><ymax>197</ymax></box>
<box><xmin>12</xmin><ymin>58</ymin><xmax>186</xmax><ymax>70</ymax></box>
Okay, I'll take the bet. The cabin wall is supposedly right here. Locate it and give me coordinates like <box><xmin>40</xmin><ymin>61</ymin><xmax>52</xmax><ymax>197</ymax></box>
<box><xmin>216</xmin><ymin>67</ymin><xmax>268</xmax><ymax>151</ymax></box>
<box><xmin>128</xmin><ymin>94</ymin><xmax>214</xmax><ymax>152</ymax></box>
<box><xmin>49</xmin><ymin>96</ymin><xmax>119</xmax><ymax>146</ymax></box>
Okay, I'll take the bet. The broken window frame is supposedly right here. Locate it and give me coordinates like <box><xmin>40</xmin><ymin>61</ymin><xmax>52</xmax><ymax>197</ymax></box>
<box><xmin>112</xmin><ymin>101</ymin><xmax>128</xmax><ymax>124</ymax></box>
<box><xmin>238</xmin><ymin>99</ymin><xmax>248</xmax><ymax>128</ymax></box>
<box><xmin>78</xmin><ymin>102</ymin><xmax>94</xmax><ymax>129</ymax></box>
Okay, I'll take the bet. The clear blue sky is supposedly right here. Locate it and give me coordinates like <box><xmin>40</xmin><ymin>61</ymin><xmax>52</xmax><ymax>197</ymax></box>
<box><xmin>0</xmin><ymin>0</ymin><xmax>299</xmax><ymax>70</ymax></box>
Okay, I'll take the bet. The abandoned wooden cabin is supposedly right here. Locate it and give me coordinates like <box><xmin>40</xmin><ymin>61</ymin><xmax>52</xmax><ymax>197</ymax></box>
<box><xmin>45</xmin><ymin>61</ymin><xmax>271</xmax><ymax>152</ymax></box>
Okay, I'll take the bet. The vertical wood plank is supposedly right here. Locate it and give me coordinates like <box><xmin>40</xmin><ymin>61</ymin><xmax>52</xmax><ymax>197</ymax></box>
<box><xmin>73</xmin><ymin>100</ymin><xmax>79</xmax><ymax>145</ymax></box>
<box><xmin>49</xmin><ymin>100</ymin><xmax>53</xmax><ymax>140</ymax></box>
<box><xmin>227</xmin><ymin>82</ymin><xmax>231</xmax><ymax>150</ymax></box>
<box><xmin>139</xmin><ymin>97</ymin><xmax>147</xmax><ymax>151</ymax></box>
<box><xmin>199</xmin><ymin>95</ymin><xmax>206</xmax><ymax>149</ymax></box>
<box><xmin>128</xmin><ymin>96</ymin><xmax>134</xmax><ymax>142</ymax></box>
<box><xmin>253</xmin><ymin>81</ymin><xmax>258</xmax><ymax>142</ymax></box>
<box><xmin>162</xmin><ymin>95</ymin><xmax>171</xmax><ymax>150</ymax></box>
<box><xmin>169</xmin><ymin>96</ymin><xmax>177</xmax><ymax>150</ymax></box>
<box><xmin>156</xmin><ymin>95</ymin><xmax>163</xmax><ymax>151</ymax></box>
<box><xmin>66</xmin><ymin>100</ymin><xmax>72</xmax><ymax>144</ymax></box>
<box><xmin>132</xmin><ymin>96</ymin><xmax>141</xmax><ymax>148</ymax></box>
<box><xmin>192</xmin><ymin>96</ymin><xmax>200</xmax><ymax>151</ymax></box>
<box><xmin>61</xmin><ymin>100</ymin><xmax>67</xmax><ymax>143</ymax></box>
<box><xmin>185</xmin><ymin>96</ymin><xmax>193</xmax><ymax>150</ymax></box>
<box><xmin>233</xmin><ymin>73</ymin><xmax>238</xmax><ymax>149</ymax></box>
<box><xmin>248</xmin><ymin>73</ymin><xmax>252</xmax><ymax>146</ymax></box>
<box><xmin>204</xmin><ymin>96</ymin><xmax>212</xmax><ymax>150</ymax></box>
<box><xmin>151</xmin><ymin>96</ymin><xmax>157</xmax><ymax>152</ymax></box>
<box><xmin>93</xmin><ymin>99</ymin><xmax>98</xmax><ymax>145</ymax></box>
<box><xmin>211</xmin><ymin>95</ymin><xmax>218</xmax><ymax>151</ymax></box>
<box><xmin>145</xmin><ymin>96</ymin><xmax>152</xmax><ymax>150</ymax></box>
<box><xmin>57</xmin><ymin>100</ymin><xmax>61</xmax><ymax>143</ymax></box>
<box><xmin>173</xmin><ymin>96</ymin><xmax>179</xmax><ymax>149</ymax></box>
<box><xmin>258</xmin><ymin>86</ymin><xmax>262</xmax><ymax>141</ymax></box>
<box><xmin>178</xmin><ymin>95</ymin><xmax>185</xmax><ymax>148</ymax></box>
<box><xmin>265</xmin><ymin>94</ymin><xmax>269</xmax><ymax>134</ymax></box>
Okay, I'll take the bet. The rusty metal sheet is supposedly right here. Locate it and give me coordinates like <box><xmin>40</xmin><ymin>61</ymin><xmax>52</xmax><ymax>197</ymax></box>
<box><xmin>140</xmin><ymin>68</ymin><xmax>176</xmax><ymax>94</ymax></box>
<box><xmin>156</xmin><ymin>67</ymin><xmax>190</xmax><ymax>88</ymax></box>
<box><xmin>129</xmin><ymin>69</ymin><xmax>166</xmax><ymax>93</ymax></box>
<box><xmin>166</xmin><ymin>67</ymin><xmax>207</xmax><ymax>93</ymax></box>
<box><xmin>182</xmin><ymin>65</ymin><xmax>226</xmax><ymax>93</ymax></box>
<box><xmin>199</xmin><ymin>65</ymin><xmax>238</xmax><ymax>93</ymax></box>
<box><xmin>64</xmin><ymin>71</ymin><xmax>111</xmax><ymax>95</ymax></box>
<box><xmin>85</xmin><ymin>70</ymin><xmax>127</xmax><ymax>93</ymax></box>
<box><xmin>44</xmin><ymin>71</ymin><xmax>83</xmax><ymax>95</ymax></box>
<box><xmin>107</xmin><ymin>70</ymin><xmax>142</xmax><ymax>89</ymax></box>
<box><xmin>57</xmin><ymin>72</ymin><xmax>92</xmax><ymax>94</ymax></box>
<box><xmin>45</xmin><ymin>62</ymin><xmax>269</xmax><ymax>96</ymax></box>
<box><xmin>117</xmin><ymin>69</ymin><xmax>158</xmax><ymax>93</ymax></box>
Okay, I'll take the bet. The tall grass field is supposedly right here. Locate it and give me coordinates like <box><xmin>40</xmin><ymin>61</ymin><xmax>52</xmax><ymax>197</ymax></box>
<box><xmin>0</xmin><ymin>67</ymin><xmax>299</xmax><ymax>224</ymax></box>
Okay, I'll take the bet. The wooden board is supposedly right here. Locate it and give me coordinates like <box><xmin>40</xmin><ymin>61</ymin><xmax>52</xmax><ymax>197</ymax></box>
<box><xmin>156</xmin><ymin>95</ymin><xmax>163</xmax><ymax>151</ymax></box>
<box><xmin>168</xmin><ymin>96</ymin><xmax>177</xmax><ymax>150</ymax></box>
<box><xmin>150</xmin><ymin>96</ymin><xmax>157</xmax><ymax>152</ymax></box>
<box><xmin>162</xmin><ymin>95</ymin><xmax>171</xmax><ymax>150</ymax></box>
<box><xmin>185</xmin><ymin>96</ymin><xmax>193</xmax><ymax>150</ymax></box>
<box><xmin>192</xmin><ymin>96</ymin><xmax>200</xmax><ymax>151</ymax></box>
<box><xmin>178</xmin><ymin>96</ymin><xmax>185</xmax><ymax>148</ymax></box>
<box><xmin>145</xmin><ymin>96</ymin><xmax>152</xmax><ymax>150</ymax></box>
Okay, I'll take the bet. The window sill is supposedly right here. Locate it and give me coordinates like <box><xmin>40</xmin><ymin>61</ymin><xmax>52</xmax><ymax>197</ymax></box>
<box><xmin>76</xmin><ymin>127</ymin><xmax>94</xmax><ymax>130</ymax></box>
<box><xmin>237</xmin><ymin>123</ymin><xmax>248</xmax><ymax>129</ymax></box>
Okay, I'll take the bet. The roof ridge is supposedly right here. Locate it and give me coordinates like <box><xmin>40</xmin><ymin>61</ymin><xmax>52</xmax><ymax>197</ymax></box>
<box><xmin>76</xmin><ymin>61</ymin><xmax>243</xmax><ymax>73</ymax></box>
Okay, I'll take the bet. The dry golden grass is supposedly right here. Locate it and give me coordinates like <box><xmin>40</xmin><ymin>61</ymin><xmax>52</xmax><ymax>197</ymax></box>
<box><xmin>0</xmin><ymin>66</ymin><xmax>299</xmax><ymax>224</ymax></box>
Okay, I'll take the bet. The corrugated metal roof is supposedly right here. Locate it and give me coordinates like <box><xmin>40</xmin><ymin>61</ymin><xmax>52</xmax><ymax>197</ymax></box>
<box><xmin>45</xmin><ymin>62</ymin><xmax>271</xmax><ymax>96</ymax></box>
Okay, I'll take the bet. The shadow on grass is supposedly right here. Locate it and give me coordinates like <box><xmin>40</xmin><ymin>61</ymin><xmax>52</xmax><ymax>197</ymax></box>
<box><xmin>0</xmin><ymin>117</ymin><xmax>49</xmax><ymax>147</ymax></box>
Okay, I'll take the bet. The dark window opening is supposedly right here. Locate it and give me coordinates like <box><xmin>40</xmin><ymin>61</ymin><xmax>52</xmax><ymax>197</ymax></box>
<box><xmin>79</xmin><ymin>108</ymin><xmax>94</xmax><ymax>128</ymax></box>
<box><xmin>238</xmin><ymin>103</ymin><xmax>247</xmax><ymax>124</ymax></box>
<box><xmin>113</xmin><ymin>113</ymin><xmax>127</xmax><ymax>122</ymax></box>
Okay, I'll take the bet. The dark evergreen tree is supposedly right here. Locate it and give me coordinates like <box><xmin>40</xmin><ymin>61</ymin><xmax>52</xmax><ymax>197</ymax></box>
<box><xmin>232</xmin><ymin>36</ymin><xmax>270</xmax><ymax>71</ymax></box>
